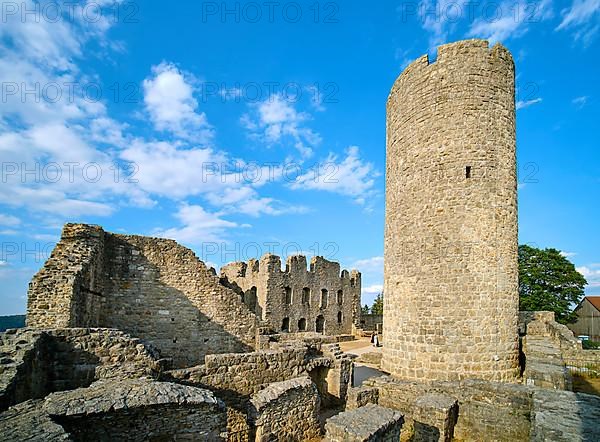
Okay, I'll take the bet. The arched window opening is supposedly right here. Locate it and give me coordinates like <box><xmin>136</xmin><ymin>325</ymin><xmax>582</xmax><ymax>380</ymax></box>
<box><xmin>316</xmin><ymin>315</ymin><xmax>325</xmax><ymax>333</ymax></box>
<box><xmin>281</xmin><ymin>317</ymin><xmax>290</xmax><ymax>332</ymax></box>
<box><xmin>302</xmin><ymin>287</ymin><xmax>310</xmax><ymax>305</ymax></box>
<box><xmin>321</xmin><ymin>289</ymin><xmax>328</xmax><ymax>309</ymax></box>
<box><xmin>284</xmin><ymin>286</ymin><xmax>292</xmax><ymax>305</ymax></box>
<box><xmin>298</xmin><ymin>318</ymin><xmax>306</xmax><ymax>331</ymax></box>
<box><xmin>244</xmin><ymin>287</ymin><xmax>257</xmax><ymax>314</ymax></box>
<box><xmin>337</xmin><ymin>289</ymin><xmax>343</xmax><ymax>305</ymax></box>
<box><xmin>337</xmin><ymin>311</ymin><xmax>343</xmax><ymax>324</ymax></box>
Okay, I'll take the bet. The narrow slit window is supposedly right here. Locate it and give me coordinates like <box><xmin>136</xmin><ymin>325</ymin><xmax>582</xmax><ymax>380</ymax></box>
<box><xmin>466</xmin><ymin>166</ymin><xmax>472</xmax><ymax>179</ymax></box>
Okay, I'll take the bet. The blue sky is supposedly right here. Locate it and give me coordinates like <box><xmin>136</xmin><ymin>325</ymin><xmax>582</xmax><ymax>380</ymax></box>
<box><xmin>0</xmin><ymin>0</ymin><xmax>599</xmax><ymax>315</ymax></box>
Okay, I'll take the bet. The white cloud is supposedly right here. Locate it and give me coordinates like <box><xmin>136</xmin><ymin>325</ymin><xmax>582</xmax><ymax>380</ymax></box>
<box><xmin>219</xmin><ymin>87</ymin><xmax>243</xmax><ymax>101</ymax></box>
<box><xmin>305</xmin><ymin>85</ymin><xmax>326</xmax><ymax>112</ymax></box>
<box><xmin>353</xmin><ymin>256</ymin><xmax>384</xmax><ymax>273</ymax></box>
<box><xmin>413</xmin><ymin>0</ymin><xmax>553</xmax><ymax>50</ymax></box>
<box><xmin>352</xmin><ymin>256</ymin><xmax>384</xmax><ymax>306</ymax></box>
<box><xmin>120</xmin><ymin>139</ymin><xmax>226</xmax><ymax>199</ymax></box>
<box><xmin>362</xmin><ymin>284</ymin><xmax>384</xmax><ymax>298</ymax></box>
<box><xmin>516</xmin><ymin>98</ymin><xmax>543</xmax><ymax>110</ymax></box>
<box><xmin>467</xmin><ymin>0</ymin><xmax>553</xmax><ymax>44</ymax></box>
<box><xmin>241</xmin><ymin>94</ymin><xmax>321</xmax><ymax>158</ymax></box>
<box><xmin>416</xmin><ymin>0</ymin><xmax>465</xmax><ymax>52</ymax></box>
<box><xmin>290</xmin><ymin>146</ymin><xmax>379</xmax><ymax>205</ymax></box>
<box><xmin>0</xmin><ymin>260</ymin><xmax>7</xmax><ymax>267</ymax></box>
<box><xmin>154</xmin><ymin>204</ymin><xmax>241</xmax><ymax>245</ymax></box>
<box><xmin>577</xmin><ymin>265</ymin><xmax>600</xmax><ymax>288</ymax></box>
<box><xmin>572</xmin><ymin>96</ymin><xmax>589</xmax><ymax>109</ymax></box>
<box><xmin>143</xmin><ymin>62</ymin><xmax>213</xmax><ymax>143</ymax></box>
<box><xmin>557</xmin><ymin>0</ymin><xmax>600</xmax><ymax>44</ymax></box>
<box><xmin>560</xmin><ymin>251</ymin><xmax>577</xmax><ymax>258</ymax></box>
<box><xmin>0</xmin><ymin>215</ymin><xmax>21</xmax><ymax>226</ymax></box>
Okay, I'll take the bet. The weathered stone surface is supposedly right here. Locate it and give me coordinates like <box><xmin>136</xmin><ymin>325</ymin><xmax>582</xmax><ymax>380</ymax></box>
<box><xmin>250</xmin><ymin>376</ymin><xmax>321</xmax><ymax>441</ymax></box>
<box><xmin>168</xmin><ymin>343</ymin><xmax>351</xmax><ymax>441</ymax></box>
<box><xmin>221</xmin><ymin>253</ymin><xmax>361</xmax><ymax>336</ymax></box>
<box><xmin>346</xmin><ymin>386</ymin><xmax>379</xmax><ymax>411</ymax></box>
<box><xmin>325</xmin><ymin>403</ymin><xmax>404</xmax><ymax>441</ymax></box>
<box><xmin>531</xmin><ymin>389</ymin><xmax>600</xmax><ymax>442</ymax></box>
<box><xmin>0</xmin><ymin>400</ymin><xmax>71</xmax><ymax>441</ymax></box>
<box><xmin>27</xmin><ymin>223</ymin><xmax>259</xmax><ymax>367</ymax></box>
<box><xmin>0</xmin><ymin>378</ymin><xmax>227</xmax><ymax>441</ymax></box>
<box><xmin>365</xmin><ymin>376</ymin><xmax>533</xmax><ymax>442</ymax></box>
<box><xmin>523</xmin><ymin>336</ymin><xmax>572</xmax><ymax>390</ymax></box>
<box><xmin>0</xmin><ymin>327</ymin><xmax>162</xmax><ymax>411</ymax></box>
<box><xmin>411</xmin><ymin>393</ymin><xmax>458</xmax><ymax>442</ymax></box>
<box><xmin>382</xmin><ymin>39</ymin><xmax>520</xmax><ymax>382</ymax></box>
<box><xmin>168</xmin><ymin>345</ymin><xmax>313</xmax><ymax>396</ymax></box>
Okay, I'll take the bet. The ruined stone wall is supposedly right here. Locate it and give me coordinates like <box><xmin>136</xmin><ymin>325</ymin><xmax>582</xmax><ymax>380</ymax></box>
<box><xmin>249</xmin><ymin>377</ymin><xmax>321</xmax><ymax>441</ymax></box>
<box><xmin>221</xmin><ymin>254</ymin><xmax>361</xmax><ymax>337</ymax></box>
<box><xmin>365</xmin><ymin>377</ymin><xmax>533</xmax><ymax>442</ymax></box>
<box><xmin>168</xmin><ymin>344</ymin><xmax>342</xmax><ymax>441</ymax></box>
<box><xmin>0</xmin><ymin>327</ymin><xmax>162</xmax><ymax>411</ymax></box>
<box><xmin>26</xmin><ymin>224</ymin><xmax>106</xmax><ymax>328</ymax></box>
<box><xmin>383</xmin><ymin>39</ymin><xmax>519</xmax><ymax>382</ymax></box>
<box><xmin>168</xmin><ymin>346</ymin><xmax>313</xmax><ymax>396</ymax></box>
<box><xmin>26</xmin><ymin>224</ymin><xmax>258</xmax><ymax>367</ymax></box>
<box><xmin>0</xmin><ymin>379</ymin><xmax>227</xmax><ymax>442</ymax></box>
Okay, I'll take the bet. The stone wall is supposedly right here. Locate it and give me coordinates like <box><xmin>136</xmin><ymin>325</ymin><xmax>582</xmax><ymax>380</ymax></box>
<box><xmin>168</xmin><ymin>343</ymin><xmax>352</xmax><ymax>441</ymax></box>
<box><xmin>27</xmin><ymin>224</ymin><xmax>106</xmax><ymax>328</ymax></box>
<box><xmin>27</xmin><ymin>223</ymin><xmax>259</xmax><ymax>367</ymax></box>
<box><xmin>519</xmin><ymin>311</ymin><xmax>583</xmax><ymax>358</ymax></box>
<box><xmin>0</xmin><ymin>378</ymin><xmax>227</xmax><ymax>441</ymax></box>
<box><xmin>359</xmin><ymin>314</ymin><xmax>383</xmax><ymax>332</ymax></box>
<box><xmin>325</xmin><ymin>404</ymin><xmax>404</xmax><ymax>442</ymax></box>
<box><xmin>383</xmin><ymin>39</ymin><xmax>519</xmax><ymax>382</ymax></box>
<box><xmin>221</xmin><ymin>254</ymin><xmax>361</xmax><ymax>336</ymax></box>
<box><xmin>530</xmin><ymin>389</ymin><xmax>600</xmax><ymax>442</ymax></box>
<box><xmin>364</xmin><ymin>376</ymin><xmax>533</xmax><ymax>442</ymax></box>
<box><xmin>0</xmin><ymin>327</ymin><xmax>162</xmax><ymax>411</ymax></box>
<box><xmin>168</xmin><ymin>345</ymin><xmax>313</xmax><ymax>397</ymax></box>
<box><xmin>249</xmin><ymin>376</ymin><xmax>321</xmax><ymax>441</ymax></box>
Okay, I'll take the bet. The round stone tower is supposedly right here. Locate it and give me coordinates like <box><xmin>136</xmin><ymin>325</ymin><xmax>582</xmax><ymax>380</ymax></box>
<box><xmin>382</xmin><ymin>39</ymin><xmax>519</xmax><ymax>382</ymax></box>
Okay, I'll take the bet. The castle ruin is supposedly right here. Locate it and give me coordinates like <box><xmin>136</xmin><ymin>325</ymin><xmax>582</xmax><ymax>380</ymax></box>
<box><xmin>382</xmin><ymin>39</ymin><xmax>520</xmax><ymax>382</ymax></box>
<box><xmin>2</xmin><ymin>39</ymin><xmax>600</xmax><ymax>441</ymax></box>
<box><xmin>221</xmin><ymin>254</ymin><xmax>361</xmax><ymax>336</ymax></box>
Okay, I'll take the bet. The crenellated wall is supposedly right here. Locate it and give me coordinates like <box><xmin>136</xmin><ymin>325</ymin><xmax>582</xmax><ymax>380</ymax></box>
<box><xmin>26</xmin><ymin>224</ymin><xmax>259</xmax><ymax>367</ymax></box>
<box><xmin>221</xmin><ymin>254</ymin><xmax>361</xmax><ymax>337</ymax></box>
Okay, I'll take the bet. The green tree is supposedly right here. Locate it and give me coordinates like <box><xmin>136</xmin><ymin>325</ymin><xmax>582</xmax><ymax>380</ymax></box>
<box><xmin>371</xmin><ymin>292</ymin><xmax>383</xmax><ymax>315</ymax></box>
<box><xmin>361</xmin><ymin>304</ymin><xmax>370</xmax><ymax>315</ymax></box>
<box><xmin>518</xmin><ymin>245</ymin><xmax>587</xmax><ymax>324</ymax></box>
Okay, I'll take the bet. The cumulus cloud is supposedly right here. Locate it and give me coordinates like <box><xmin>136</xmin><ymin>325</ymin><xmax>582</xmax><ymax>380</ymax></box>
<box><xmin>142</xmin><ymin>62</ymin><xmax>213</xmax><ymax>143</ymax></box>
<box><xmin>154</xmin><ymin>204</ymin><xmax>241</xmax><ymax>245</ymax></box>
<box><xmin>241</xmin><ymin>94</ymin><xmax>321</xmax><ymax>158</ymax></box>
<box><xmin>290</xmin><ymin>146</ymin><xmax>379</xmax><ymax>205</ymax></box>
<box><xmin>577</xmin><ymin>265</ymin><xmax>600</xmax><ymax>289</ymax></box>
